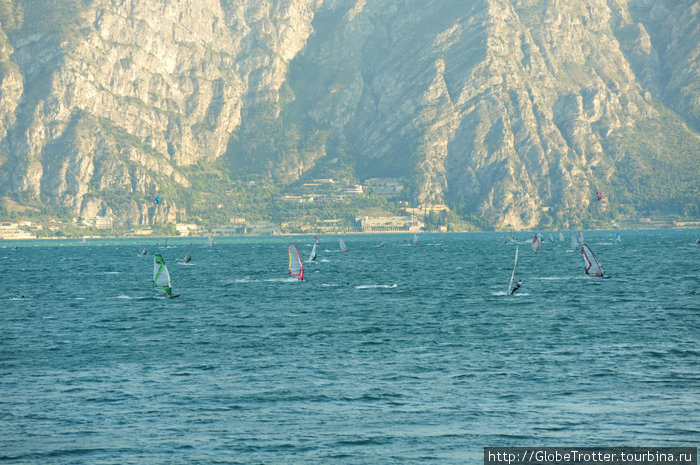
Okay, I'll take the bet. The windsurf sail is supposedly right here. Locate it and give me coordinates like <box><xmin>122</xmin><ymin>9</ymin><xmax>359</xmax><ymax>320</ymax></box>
<box><xmin>378</xmin><ymin>239</ymin><xmax>387</xmax><ymax>247</ymax></box>
<box><xmin>615</xmin><ymin>231</ymin><xmax>621</xmax><ymax>245</ymax></box>
<box><xmin>140</xmin><ymin>247</ymin><xmax>147</xmax><ymax>256</ymax></box>
<box><xmin>339</xmin><ymin>237</ymin><xmax>348</xmax><ymax>252</ymax></box>
<box><xmin>548</xmin><ymin>232</ymin><xmax>555</xmax><ymax>243</ymax></box>
<box><xmin>413</xmin><ymin>234</ymin><xmax>418</xmax><ymax>246</ymax></box>
<box><xmin>570</xmin><ymin>232</ymin><xmax>577</xmax><ymax>249</ymax></box>
<box><xmin>288</xmin><ymin>244</ymin><xmax>304</xmax><ymax>280</ymax></box>
<box><xmin>581</xmin><ymin>244</ymin><xmax>604</xmax><ymax>277</ymax></box>
<box><xmin>314</xmin><ymin>235</ymin><xmax>320</xmax><ymax>246</ymax></box>
<box><xmin>508</xmin><ymin>246</ymin><xmax>519</xmax><ymax>295</ymax></box>
<box><xmin>531</xmin><ymin>234</ymin><xmax>540</xmax><ymax>253</ymax></box>
<box><xmin>309</xmin><ymin>242</ymin><xmax>317</xmax><ymax>261</ymax></box>
<box><xmin>208</xmin><ymin>233</ymin><xmax>214</xmax><ymax>248</ymax></box>
<box><xmin>559</xmin><ymin>231</ymin><xmax>565</xmax><ymax>242</ymax></box>
<box><xmin>183</xmin><ymin>243</ymin><xmax>192</xmax><ymax>263</ymax></box>
<box><xmin>578</xmin><ymin>231</ymin><xmax>586</xmax><ymax>245</ymax></box>
<box><xmin>153</xmin><ymin>254</ymin><xmax>172</xmax><ymax>296</ymax></box>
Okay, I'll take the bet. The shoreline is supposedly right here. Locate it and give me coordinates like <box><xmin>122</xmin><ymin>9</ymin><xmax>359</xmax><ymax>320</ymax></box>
<box><xmin>2</xmin><ymin>224</ymin><xmax>699</xmax><ymax>242</ymax></box>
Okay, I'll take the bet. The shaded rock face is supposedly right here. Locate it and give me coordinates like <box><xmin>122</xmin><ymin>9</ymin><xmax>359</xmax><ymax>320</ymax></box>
<box><xmin>0</xmin><ymin>0</ymin><xmax>696</xmax><ymax>228</ymax></box>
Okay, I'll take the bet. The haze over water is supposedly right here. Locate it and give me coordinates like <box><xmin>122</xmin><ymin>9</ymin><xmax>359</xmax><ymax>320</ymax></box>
<box><xmin>1</xmin><ymin>230</ymin><xmax>698</xmax><ymax>464</ymax></box>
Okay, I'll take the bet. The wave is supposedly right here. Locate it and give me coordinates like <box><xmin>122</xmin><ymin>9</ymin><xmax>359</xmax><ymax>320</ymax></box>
<box><xmin>352</xmin><ymin>284</ymin><xmax>397</xmax><ymax>289</ymax></box>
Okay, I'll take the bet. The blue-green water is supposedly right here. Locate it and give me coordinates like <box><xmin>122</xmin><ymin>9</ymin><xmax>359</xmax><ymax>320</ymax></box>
<box><xmin>1</xmin><ymin>230</ymin><xmax>698</xmax><ymax>464</ymax></box>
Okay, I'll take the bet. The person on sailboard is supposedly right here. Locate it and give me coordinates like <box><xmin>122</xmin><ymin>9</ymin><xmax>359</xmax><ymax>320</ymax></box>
<box><xmin>510</xmin><ymin>279</ymin><xmax>522</xmax><ymax>295</ymax></box>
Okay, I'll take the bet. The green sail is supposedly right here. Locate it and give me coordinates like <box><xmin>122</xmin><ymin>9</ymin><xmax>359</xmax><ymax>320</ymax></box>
<box><xmin>153</xmin><ymin>254</ymin><xmax>172</xmax><ymax>296</ymax></box>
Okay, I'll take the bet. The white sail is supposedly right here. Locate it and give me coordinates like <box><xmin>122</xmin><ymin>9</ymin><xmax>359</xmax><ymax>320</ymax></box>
<box><xmin>339</xmin><ymin>237</ymin><xmax>348</xmax><ymax>252</ymax></box>
<box><xmin>581</xmin><ymin>244</ymin><xmax>604</xmax><ymax>277</ymax></box>
<box><xmin>288</xmin><ymin>244</ymin><xmax>304</xmax><ymax>280</ymax></box>
<box><xmin>309</xmin><ymin>243</ymin><xmax>317</xmax><ymax>261</ymax></box>
<box><xmin>413</xmin><ymin>234</ymin><xmax>418</xmax><ymax>245</ymax></box>
<box><xmin>508</xmin><ymin>246</ymin><xmax>519</xmax><ymax>294</ymax></box>
<box><xmin>559</xmin><ymin>231</ymin><xmax>565</xmax><ymax>242</ymax></box>
<box><xmin>208</xmin><ymin>233</ymin><xmax>214</xmax><ymax>248</ymax></box>
<box><xmin>615</xmin><ymin>231</ymin><xmax>621</xmax><ymax>244</ymax></box>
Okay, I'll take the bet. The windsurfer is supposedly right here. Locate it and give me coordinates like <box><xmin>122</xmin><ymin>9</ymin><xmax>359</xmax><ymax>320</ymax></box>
<box><xmin>510</xmin><ymin>279</ymin><xmax>522</xmax><ymax>295</ymax></box>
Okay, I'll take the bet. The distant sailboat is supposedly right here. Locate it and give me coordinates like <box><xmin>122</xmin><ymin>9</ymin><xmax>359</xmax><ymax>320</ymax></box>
<box><xmin>559</xmin><ymin>231</ymin><xmax>565</xmax><ymax>242</ymax></box>
<box><xmin>531</xmin><ymin>234</ymin><xmax>540</xmax><ymax>253</ymax></box>
<box><xmin>508</xmin><ymin>246</ymin><xmax>520</xmax><ymax>295</ymax></box>
<box><xmin>288</xmin><ymin>244</ymin><xmax>304</xmax><ymax>281</ymax></box>
<box><xmin>578</xmin><ymin>231</ymin><xmax>586</xmax><ymax>245</ymax></box>
<box><xmin>208</xmin><ymin>233</ymin><xmax>214</xmax><ymax>248</ymax></box>
<box><xmin>413</xmin><ymin>234</ymin><xmax>418</xmax><ymax>246</ymax></box>
<box><xmin>154</xmin><ymin>254</ymin><xmax>178</xmax><ymax>297</ymax></box>
<box><xmin>377</xmin><ymin>239</ymin><xmax>387</xmax><ymax>247</ymax></box>
<box><xmin>339</xmin><ymin>237</ymin><xmax>348</xmax><ymax>252</ymax></box>
<box><xmin>615</xmin><ymin>231</ymin><xmax>622</xmax><ymax>245</ymax></box>
<box><xmin>309</xmin><ymin>242</ymin><xmax>317</xmax><ymax>261</ymax></box>
<box><xmin>183</xmin><ymin>243</ymin><xmax>192</xmax><ymax>263</ymax></box>
<box><xmin>581</xmin><ymin>244</ymin><xmax>610</xmax><ymax>279</ymax></box>
<box><xmin>548</xmin><ymin>232</ymin><xmax>555</xmax><ymax>243</ymax></box>
<box><xmin>140</xmin><ymin>247</ymin><xmax>148</xmax><ymax>256</ymax></box>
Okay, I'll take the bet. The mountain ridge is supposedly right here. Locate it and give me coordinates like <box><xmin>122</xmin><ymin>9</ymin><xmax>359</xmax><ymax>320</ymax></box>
<box><xmin>0</xmin><ymin>0</ymin><xmax>697</xmax><ymax>230</ymax></box>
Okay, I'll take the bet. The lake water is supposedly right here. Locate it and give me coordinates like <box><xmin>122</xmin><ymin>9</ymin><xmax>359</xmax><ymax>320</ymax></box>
<box><xmin>1</xmin><ymin>230</ymin><xmax>698</xmax><ymax>464</ymax></box>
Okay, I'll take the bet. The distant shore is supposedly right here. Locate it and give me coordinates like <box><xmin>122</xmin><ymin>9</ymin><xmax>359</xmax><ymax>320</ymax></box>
<box><xmin>2</xmin><ymin>224</ymin><xmax>699</xmax><ymax>243</ymax></box>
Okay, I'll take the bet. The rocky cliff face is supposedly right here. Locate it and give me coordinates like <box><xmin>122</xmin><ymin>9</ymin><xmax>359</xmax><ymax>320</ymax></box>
<box><xmin>0</xmin><ymin>0</ymin><xmax>697</xmax><ymax>228</ymax></box>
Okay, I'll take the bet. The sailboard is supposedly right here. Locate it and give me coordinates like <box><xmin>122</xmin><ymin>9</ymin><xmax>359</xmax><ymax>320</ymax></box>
<box><xmin>548</xmin><ymin>232</ymin><xmax>555</xmax><ymax>243</ymax></box>
<box><xmin>413</xmin><ymin>234</ymin><xmax>418</xmax><ymax>246</ymax></box>
<box><xmin>531</xmin><ymin>234</ymin><xmax>540</xmax><ymax>253</ymax></box>
<box><xmin>581</xmin><ymin>244</ymin><xmax>609</xmax><ymax>278</ymax></box>
<box><xmin>309</xmin><ymin>242</ymin><xmax>317</xmax><ymax>261</ymax></box>
<box><xmin>314</xmin><ymin>235</ymin><xmax>320</xmax><ymax>246</ymax></box>
<box><xmin>377</xmin><ymin>239</ymin><xmax>387</xmax><ymax>247</ymax></box>
<box><xmin>578</xmin><ymin>231</ymin><xmax>586</xmax><ymax>245</ymax></box>
<box><xmin>140</xmin><ymin>247</ymin><xmax>148</xmax><ymax>256</ymax></box>
<box><xmin>508</xmin><ymin>246</ymin><xmax>519</xmax><ymax>295</ymax></box>
<box><xmin>288</xmin><ymin>244</ymin><xmax>304</xmax><ymax>280</ymax></box>
<box><xmin>339</xmin><ymin>237</ymin><xmax>348</xmax><ymax>252</ymax></box>
<box><xmin>615</xmin><ymin>231</ymin><xmax>622</xmax><ymax>245</ymax></box>
<box><xmin>208</xmin><ymin>233</ymin><xmax>214</xmax><ymax>248</ymax></box>
<box><xmin>154</xmin><ymin>254</ymin><xmax>179</xmax><ymax>297</ymax></box>
<box><xmin>183</xmin><ymin>243</ymin><xmax>192</xmax><ymax>263</ymax></box>
<box><xmin>559</xmin><ymin>231</ymin><xmax>565</xmax><ymax>242</ymax></box>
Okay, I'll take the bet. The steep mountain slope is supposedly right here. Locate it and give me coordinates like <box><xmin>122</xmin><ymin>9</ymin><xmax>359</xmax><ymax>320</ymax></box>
<box><xmin>0</xmin><ymin>0</ymin><xmax>697</xmax><ymax>229</ymax></box>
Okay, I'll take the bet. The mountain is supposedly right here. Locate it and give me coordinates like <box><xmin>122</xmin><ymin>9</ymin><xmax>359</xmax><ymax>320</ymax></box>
<box><xmin>0</xmin><ymin>0</ymin><xmax>697</xmax><ymax>230</ymax></box>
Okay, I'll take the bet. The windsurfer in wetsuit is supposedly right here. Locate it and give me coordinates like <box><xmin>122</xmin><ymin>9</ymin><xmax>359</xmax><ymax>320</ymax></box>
<box><xmin>510</xmin><ymin>279</ymin><xmax>522</xmax><ymax>295</ymax></box>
